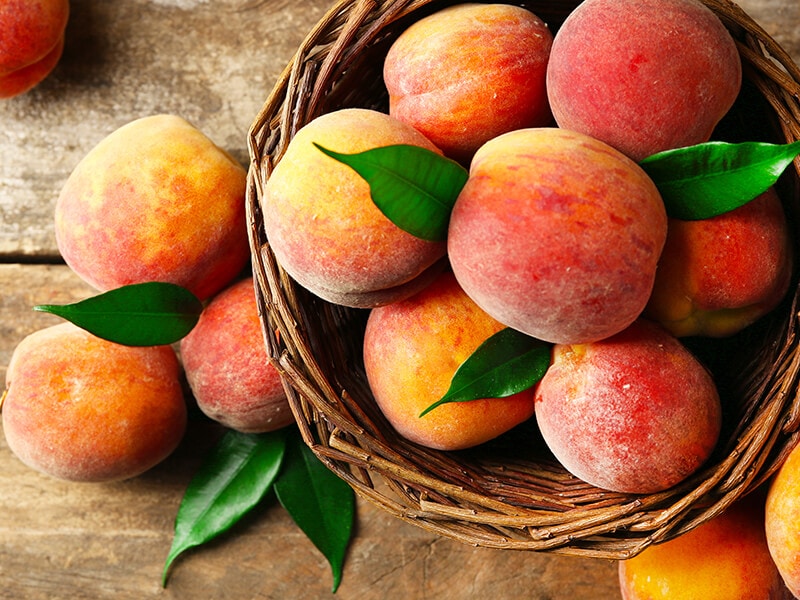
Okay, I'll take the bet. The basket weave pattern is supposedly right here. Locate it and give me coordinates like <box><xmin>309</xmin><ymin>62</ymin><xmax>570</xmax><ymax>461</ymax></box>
<box><xmin>247</xmin><ymin>0</ymin><xmax>800</xmax><ymax>558</ymax></box>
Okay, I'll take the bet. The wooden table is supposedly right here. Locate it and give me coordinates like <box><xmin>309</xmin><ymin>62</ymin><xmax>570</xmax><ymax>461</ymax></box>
<box><xmin>1</xmin><ymin>1</ymin><xmax>798</xmax><ymax>598</ymax></box>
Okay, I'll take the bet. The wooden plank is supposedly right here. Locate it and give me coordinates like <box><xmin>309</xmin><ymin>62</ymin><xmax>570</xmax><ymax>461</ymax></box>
<box><xmin>741</xmin><ymin>0</ymin><xmax>800</xmax><ymax>54</ymax></box>
<box><xmin>0</xmin><ymin>0</ymin><xmax>798</xmax><ymax>259</ymax></box>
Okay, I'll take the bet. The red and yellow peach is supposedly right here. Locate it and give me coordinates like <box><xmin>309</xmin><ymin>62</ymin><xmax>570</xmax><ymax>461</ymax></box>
<box><xmin>262</xmin><ymin>108</ymin><xmax>447</xmax><ymax>308</ymax></box>
<box><xmin>765</xmin><ymin>439</ymin><xmax>800</xmax><ymax>597</ymax></box>
<box><xmin>0</xmin><ymin>0</ymin><xmax>69</xmax><ymax>98</ymax></box>
<box><xmin>363</xmin><ymin>270</ymin><xmax>536</xmax><ymax>451</ymax></box>
<box><xmin>448</xmin><ymin>127</ymin><xmax>667</xmax><ymax>345</ymax></box>
<box><xmin>2</xmin><ymin>322</ymin><xmax>187</xmax><ymax>482</ymax></box>
<box><xmin>384</xmin><ymin>3</ymin><xmax>553</xmax><ymax>164</ymax></box>
<box><xmin>54</xmin><ymin>114</ymin><xmax>250</xmax><ymax>301</ymax></box>
<box><xmin>619</xmin><ymin>493</ymin><xmax>788</xmax><ymax>599</ymax></box>
<box><xmin>645</xmin><ymin>187</ymin><xmax>793</xmax><ymax>338</ymax></box>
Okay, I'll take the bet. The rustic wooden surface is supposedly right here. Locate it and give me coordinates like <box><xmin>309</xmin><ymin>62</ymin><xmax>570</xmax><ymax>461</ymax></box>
<box><xmin>0</xmin><ymin>1</ymin><xmax>798</xmax><ymax>598</ymax></box>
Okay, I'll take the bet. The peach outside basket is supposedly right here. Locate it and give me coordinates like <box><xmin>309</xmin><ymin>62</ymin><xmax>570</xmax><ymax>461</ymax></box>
<box><xmin>246</xmin><ymin>0</ymin><xmax>800</xmax><ymax>559</ymax></box>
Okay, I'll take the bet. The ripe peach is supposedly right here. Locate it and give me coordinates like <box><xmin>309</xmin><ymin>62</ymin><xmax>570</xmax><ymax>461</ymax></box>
<box><xmin>363</xmin><ymin>270</ymin><xmax>536</xmax><ymax>451</ymax></box>
<box><xmin>619</xmin><ymin>493</ymin><xmax>788</xmax><ymax>600</ymax></box>
<box><xmin>546</xmin><ymin>0</ymin><xmax>742</xmax><ymax>161</ymax></box>
<box><xmin>0</xmin><ymin>0</ymin><xmax>69</xmax><ymax>98</ymax></box>
<box><xmin>54</xmin><ymin>114</ymin><xmax>250</xmax><ymax>301</ymax></box>
<box><xmin>383</xmin><ymin>3</ymin><xmax>553</xmax><ymax>164</ymax></box>
<box><xmin>447</xmin><ymin>127</ymin><xmax>667</xmax><ymax>345</ymax></box>
<box><xmin>262</xmin><ymin>108</ymin><xmax>447</xmax><ymax>308</ymax></box>
<box><xmin>765</xmin><ymin>439</ymin><xmax>800</xmax><ymax>597</ymax></box>
<box><xmin>645</xmin><ymin>187</ymin><xmax>793</xmax><ymax>338</ymax></box>
<box><xmin>180</xmin><ymin>277</ymin><xmax>294</xmax><ymax>434</ymax></box>
<box><xmin>2</xmin><ymin>322</ymin><xmax>187</xmax><ymax>482</ymax></box>
<box><xmin>534</xmin><ymin>318</ymin><xmax>721</xmax><ymax>494</ymax></box>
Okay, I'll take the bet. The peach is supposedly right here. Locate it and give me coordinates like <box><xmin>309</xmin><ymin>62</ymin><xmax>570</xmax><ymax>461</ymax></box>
<box><xmin>546</xmin><ymin>0</ymin><xmax>742</xmax><ymax>161</ymax></box>
<box><xmin>383</xmin><ymin>3</ymin><xmax>553</xmax><ymax>164</ymax></box>
<box><xmin>765</xmin><ymin>439</ymin><xmax>800</xmax><ymax>597</ymax></box>
<box><xmin>54</xmin><ymin>114</ymin><xmax>250</xmax><ymax>301</ymax></box>
<box><xmin>363</xmin><ymin>270</ymin><xmax>536</xmax><ymax>451</ymax></box>
<box><xmin>619</xmin><ymin>493</ymin><xmax>788</xmax><ymax>599</ymax></box>
<box><xmin>645</xmin><ymin>187</ymin><xmax>793</xmax><ymax>338</ymax></box>
<box><xmin>534</xmin><ymin>318</ymin><xmax>721</xmax><ymax>494</ymax></box>
<box><xmin>0</xmin><ymin>0</ymin><xmax>69</xmax><ymax>98</ymax></box>
<box><xmin>180</xmin><ymin>277</ymin><xmax>294</xmax><ymax>434</ymax></box>
<box><xmin>1</xmin><ymin>322</ymin><xmax>187</xmax><ymax>482</ymax></box>
<box><xmin>447</xmin><ymin>127</ymin><xmax>667</xmax><ymax>345</ymax></box>
<box><xmin>262</xmin><ymin>108</ymin><xmax>447</xmax><ymax>308</ymax></box>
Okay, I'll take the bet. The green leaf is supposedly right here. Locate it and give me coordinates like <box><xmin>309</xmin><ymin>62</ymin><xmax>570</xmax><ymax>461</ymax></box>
<box><xmin>640</xmin><ymin>140</ymin><xmax>800</xmax><ymax>220</ymax></box>
<box><xmin>314</xmin><ymin>143</ymin><xmax>468</xmax><ymax>241</ymax></box>
<box><xmin>274</xmin><ymin>430</ymin><xmax>354</xmax><ymax>593</ymax></box>
<box><xmin>34</xmin><ymin>281</ymin><xmax>203</xmax><ymax>346</ymax></box>
<box><xmin>420</xmin><ymin>328</ymin><xmax>552</xmax><ymax>417</ymax></box>
<box><xmin>162</xmin><ymin>429</ymin><xmax>287</xmax><ymax>587</ymax></box>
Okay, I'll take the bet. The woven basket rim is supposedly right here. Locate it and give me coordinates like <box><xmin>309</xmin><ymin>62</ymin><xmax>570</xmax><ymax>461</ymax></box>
<box><xmin>246</xmin><ymin>0</ymin><xmax>800</xmax><ymax>559</ymax></box>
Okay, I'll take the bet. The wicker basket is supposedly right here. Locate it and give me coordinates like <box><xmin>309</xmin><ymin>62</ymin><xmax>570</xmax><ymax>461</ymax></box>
<box><xmin>246</xmin><ymin>0</ymin><xmax>800</xmax><ymax>559</ymax></box>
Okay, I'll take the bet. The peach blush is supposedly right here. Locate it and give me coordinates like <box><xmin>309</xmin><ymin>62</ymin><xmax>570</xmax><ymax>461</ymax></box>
<box><xmin>180</xmin><ymin>277</ymin><xmax>294</xmax><ymax>433</ymax></box>
<box><xmin>546</xmin><ymin>0</ymin><xmax>741</xmax><ymax>161</ymax></box>
<box><xmin>534</xmin><ymin>319</ymin><xmax>721</xmax><ymax>494</ymax></box>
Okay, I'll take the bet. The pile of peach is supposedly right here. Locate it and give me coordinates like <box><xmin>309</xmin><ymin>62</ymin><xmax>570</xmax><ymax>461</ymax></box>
<box><xmin>263</xmin><ymin>0</ymin><xmax>791</xmax><ymax>487</ymax></box>
<box><xmin>2</xmin><ymin>114</ymin><xmax>294</xmax><ymax>483</ymax></box>
<box><xmin>2</xmin><ymin>0</ymin><xmax>799</xmax><ymax>597</ymax></box>
<box><xmin>260</xmin><ymin>1</ymin><xmax>799</xmax><ymax>596</ymax></box>
<box><xmin>2</xmin><ymin>0</ymin><xmax>294</xmax><ymax>480</ymax></box>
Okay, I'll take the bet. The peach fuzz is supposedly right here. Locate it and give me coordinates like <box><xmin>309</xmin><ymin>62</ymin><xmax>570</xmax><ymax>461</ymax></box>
<box><xmin>383</xmin><ymin>3</ymin><xmax>553</xmax><ymax>164</ymax></box>
<box><xmin>180</xmin><ymin>277</ymin><xmax>294</xmax><ymax>434</ymax></box>
<box><xmin>447</xmin><ymin>127</ymin><xmax>667</xmax><ymax>345</ymax></box>
<box><xmin>546</xmin><ymin>0</ymin><xmax>741</xmax><ymax>161</ymax></box>
<box><xmin>0</xmin><ymin>0</ymin><xmax>69</xmax><ymax>98</ymax></box>
<box><xmin>2</xmin><ymin>322</ymin><xmax>187</xmax><ymax>483</ymax></box>
<box><xmin>645</xmin><ymin>187</ymin><xmax>793</xmax><ymax>338</ymax></box>
<box><xmin>363</xmin><ymin>270</ymin><xmax>536</xmax><ymax>451</ymax></box>
<box><xmin>534</xmin><ymin>318</ymin><xmax>721</xmax><ymax>494</ymax></box>
<box><xmin>54</xmin><ymin>114</ymin><xmax>250</xmax><ymax>301</ymax></box>
<box><xmin>619</xmin><ymin>493</ymin><xmax>788</xmax><ymax>600</ymax></box>
<box><xmin>262</xmin><ymin>108</ymin><xmax>447</xmax><ymax>309</ymax></box>
<box><xmin>766</xmin><ymin>439</ymin><xmax>800</xmax><ymax>597</ymax></box>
